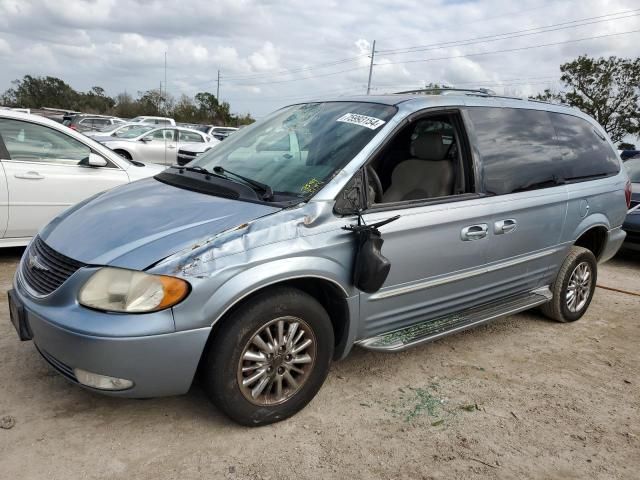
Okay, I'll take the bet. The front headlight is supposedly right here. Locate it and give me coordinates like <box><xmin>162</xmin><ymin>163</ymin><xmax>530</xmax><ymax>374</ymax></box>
<box><xmin>78</xmin><ymin>267</ymin><xmax>190</xmax><ymax>313</ymax></box>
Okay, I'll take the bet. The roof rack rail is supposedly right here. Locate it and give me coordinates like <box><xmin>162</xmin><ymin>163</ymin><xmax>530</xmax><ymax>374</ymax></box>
<box><xmin>394</xmin><ymin>87</ymin><xmax>497</xmax><ymax>96</ymax></box>
<box><xmin>526</xmin><ymin>97</ymin><xmax>561</xmax><ymax>106</ymax></box>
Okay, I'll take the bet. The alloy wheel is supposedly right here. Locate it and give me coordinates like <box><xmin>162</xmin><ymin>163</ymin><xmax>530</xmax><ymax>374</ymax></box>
<box><xmin>566</xmin><ymin>261</ymin><xmax>592</xmax><ymax>313</ymax></box>
<box><xmin>237</xmin><ymin>316</ymin><xmax>317</xmax><ymax>406</ymax></box>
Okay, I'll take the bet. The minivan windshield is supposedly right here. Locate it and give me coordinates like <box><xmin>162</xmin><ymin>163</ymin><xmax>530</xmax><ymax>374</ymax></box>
<box><xmin>188</xmin><ymin>102</ymin><xmax>396</xmax><ymax>198</ymax></box>
<box><xmin>625</xmin><ymin>157</ymin><xmax>640</xmax><ymax>183</ymax></box>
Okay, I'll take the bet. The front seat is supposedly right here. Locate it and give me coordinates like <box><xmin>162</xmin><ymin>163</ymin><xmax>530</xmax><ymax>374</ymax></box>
<box><xmin>382</xmin><ymin>132</ymin><xmax>454</xmax><ymax>202</ymax></box>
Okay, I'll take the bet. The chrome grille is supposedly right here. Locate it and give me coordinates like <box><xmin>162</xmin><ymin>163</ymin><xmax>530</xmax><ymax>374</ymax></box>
<box><xmin>20</xmin><ymin>236</ymin><xmax>85</xmax><ymax>296</ymax></box>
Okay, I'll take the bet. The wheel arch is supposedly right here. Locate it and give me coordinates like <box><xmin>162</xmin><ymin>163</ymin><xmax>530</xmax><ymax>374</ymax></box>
<box><xmin>572</xmin><ymin>215</ymin><xmax>610</xmax><ymax>260</ymax></box>
<box><xmin>210</xmin><ymin>276</ymin><xmax>354</xmax><ymax>359</ymax></box>
<box><xmin>112</xmin><ymin>148</ymin><xmax>133</xmax><ymax>160</ymax></box>
<box><xmin>199</xmin><ymin>258</ymin><xmax>358</xmax><ymax>362</ymax></box>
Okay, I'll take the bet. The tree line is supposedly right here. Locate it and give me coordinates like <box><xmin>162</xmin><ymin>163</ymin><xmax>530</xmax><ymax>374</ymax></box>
<box><xmin>426</xmin><ymin>55</ymin><xmax>639</xmax><ymax>148</ymax></box>
<box><xmin>1</xmin><ymin>55</ymin><xmax>638</xmax><ymax>143</ymax></box>
<box><xmin>0</xmin><ymin>75</ymin><xmax>254</xmax><ymax>127</ymax></box>
<box><xmin>532</xmin><ymin>55</ymin><xmax>640</xmax><ymax>147</ymax></box>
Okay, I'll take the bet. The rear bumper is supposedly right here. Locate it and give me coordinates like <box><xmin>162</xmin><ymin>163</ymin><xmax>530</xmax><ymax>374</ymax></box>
<box><xmin>600</xmin><ymin>226</ymin><xmax>626</xmax><ymax>263</ymax></box>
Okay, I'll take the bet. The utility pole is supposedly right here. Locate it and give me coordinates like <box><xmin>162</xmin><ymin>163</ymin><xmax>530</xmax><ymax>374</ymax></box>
<box><xmin>366</xmin><ymin>40</ymin><xmax>376</xmax><ymax>95</ymax></box>
<box><xmin>164</xmin><ymin>51</ymin><xmax>167</xmax><ymax>110</ymax></box>
<box><xmin>216</xmin><ymin>70</ymin><xmax>220</xmax><ymax>100</ymax></box>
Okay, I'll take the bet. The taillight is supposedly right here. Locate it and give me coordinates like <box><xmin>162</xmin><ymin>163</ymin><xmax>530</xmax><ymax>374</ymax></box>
<box><xmin>625</xmin><ymin>179</ymin><xmax>632</xmax><ymax>209</ymax></box>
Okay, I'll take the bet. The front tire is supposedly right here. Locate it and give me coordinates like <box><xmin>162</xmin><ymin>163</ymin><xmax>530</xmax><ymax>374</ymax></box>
<box><xmin>541</xmin><ymin>246</ymin><xmax>597</xmax><ymax>322</ymax></box>
<box><xmin>202</xmin><ymin>287</ymin><xmax>334</xmax><ymax>426</ymax></box>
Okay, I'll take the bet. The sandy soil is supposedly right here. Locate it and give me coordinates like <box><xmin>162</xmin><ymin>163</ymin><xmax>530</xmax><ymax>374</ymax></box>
<box><xmin>0</xmin><ymin>247</ymin><xmax>638</xmax><ymax>480</ymax></box>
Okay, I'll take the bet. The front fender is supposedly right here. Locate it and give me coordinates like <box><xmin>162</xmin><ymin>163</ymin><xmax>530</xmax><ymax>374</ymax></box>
<box><xmin>215</xmin><ymin>256</ymin><xmax>354</xmax><ymax>325</ymax></box>
<box><xmin>171</xmin><ymin>255</ymin><xmax>358</xmax><ymax>332</ymax></box>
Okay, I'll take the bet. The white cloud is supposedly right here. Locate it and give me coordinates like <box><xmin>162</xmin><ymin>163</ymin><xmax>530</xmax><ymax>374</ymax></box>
<box><xmin>0</xmin><ymin>0</ymin><xmax>638</xmax><ymax>116</ymax></box>
<box><xmin>0</xmin><ymin>39</ymin><xmax>11</xmax><ymax>56</ymax></box>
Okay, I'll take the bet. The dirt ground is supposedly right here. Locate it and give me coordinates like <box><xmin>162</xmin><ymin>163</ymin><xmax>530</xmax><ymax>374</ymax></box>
<box><xmin>0</xmin><ymin>247</ymin><xmax>638</xmax><ymax>480</ymax></box>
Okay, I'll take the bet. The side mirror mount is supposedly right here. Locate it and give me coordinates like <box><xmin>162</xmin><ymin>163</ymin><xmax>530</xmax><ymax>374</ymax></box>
<box><xmin>334</xmin><ymin>169</ymin><xmax>367</xmax><ymax>215</ymax></box>
<box><xmin>80</xmin><ymin>152</ymin><xmax>108</xmax><ymax>168</ymax></box>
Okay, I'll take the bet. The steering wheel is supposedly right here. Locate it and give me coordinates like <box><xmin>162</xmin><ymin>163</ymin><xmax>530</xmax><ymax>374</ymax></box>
<box><xmin>366</xmin><ymin>165</ymin><xmax>384</xmax><ymax>204</ymax></box>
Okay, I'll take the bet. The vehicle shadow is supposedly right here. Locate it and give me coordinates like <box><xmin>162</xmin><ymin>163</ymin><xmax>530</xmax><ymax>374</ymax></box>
<box><xmin>0</xmin><ymin>246</ymin><xmax>25</xmax><ymax>261</ymax></box>
<box><xmin>614</xmin><ymin>248</ymin><xmax>640</xmax><ymax>266</ymax></box>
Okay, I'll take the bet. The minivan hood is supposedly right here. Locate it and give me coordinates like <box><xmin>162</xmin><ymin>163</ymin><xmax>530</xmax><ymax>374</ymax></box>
<box><xmin>39</xmin><ymin>178</ymin><xmax>280</xmax><ymax>269</ymax></box>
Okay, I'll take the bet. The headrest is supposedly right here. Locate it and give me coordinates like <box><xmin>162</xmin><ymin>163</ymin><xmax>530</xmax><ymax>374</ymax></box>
<box><xmin>411</xmin><ymin>132</ymin><xmax>449</xmax><ymax>161</ymax></box>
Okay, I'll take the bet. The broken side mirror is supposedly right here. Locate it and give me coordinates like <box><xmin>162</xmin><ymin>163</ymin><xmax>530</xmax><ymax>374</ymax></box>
<box><xmin>334</xmin><ymin>169</ymin><xmax>367</xmax><ymax>215</ymax></box>
<box><xmin>343</xmin><ymin>215</ymin><xmax>400</xmax><ymax>294</ymax></box>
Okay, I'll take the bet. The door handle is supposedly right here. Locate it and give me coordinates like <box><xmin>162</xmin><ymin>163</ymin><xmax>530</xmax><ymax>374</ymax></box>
<box><xmin>14</xmin><ymin>171</ymin><xmax>44</xmax><ymax>180</ymax></box>
<box><xmin>167</xmin><ymin>145</ymin><xmax>176</xmax><ymax>149</ymax></box>
<box><xmin>494</xmin><ymin>219</ymin><xmax>517</xmax><ymax>234</ymax></box>
<box><xmin>461</xmin><ymin>224</ymin><xmax>488</xmax><ymax>241</ymax></box>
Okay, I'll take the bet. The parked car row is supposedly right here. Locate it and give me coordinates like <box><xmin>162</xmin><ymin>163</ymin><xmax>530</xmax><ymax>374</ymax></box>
<box><xmin>196</xmin><ymin>125</ymin><xmax>239</xmax><ymax>141</ymax></box>
<box><xmin>62</xmin><ymin>113</ymin><xmax>126</xmax><ymax>132</ymax></box>
<box><xmin>99</xmin><ymin>126</ymin><xmax>219</xmax><ymax>165</ymax></box>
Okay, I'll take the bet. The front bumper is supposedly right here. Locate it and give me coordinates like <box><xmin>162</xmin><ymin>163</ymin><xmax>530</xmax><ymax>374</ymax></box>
<box><xmin>12</xmin><ymin>270</ymin><xmax>211</xmax><ymax>398</ymax></box>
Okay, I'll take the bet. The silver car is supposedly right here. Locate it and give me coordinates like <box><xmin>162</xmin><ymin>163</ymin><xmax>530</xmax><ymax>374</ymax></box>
<box><xmin>9</xmin><ymin>91</ymin><xmax>630</xmax><ymax>426</ymax></box>
<box><xmin>83</xmin><ymin>123</ymin><xmax>154</xmax><ymax>141</ymax></box>
<box><xmin>102</xmin><ymin>126</ymin><xmax>216</xmax><ymax>165</ymax></box>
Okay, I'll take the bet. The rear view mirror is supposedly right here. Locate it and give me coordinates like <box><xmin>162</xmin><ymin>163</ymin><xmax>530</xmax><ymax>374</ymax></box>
<box><xmin>141</xmin><ymin>136</ymin><xmax>153</xmax><ymax>143</ymax></box>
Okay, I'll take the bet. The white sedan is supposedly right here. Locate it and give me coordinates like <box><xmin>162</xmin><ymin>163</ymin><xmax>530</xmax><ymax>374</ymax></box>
<box><xmin>0</xmin><ymin>110</ymin><xmax>164</xmax><ymax>247</ymax></box>
<box><xmin>102</xmin><ymin>127</ymin><xmax>217</xmax><ymax>165</ymax></box>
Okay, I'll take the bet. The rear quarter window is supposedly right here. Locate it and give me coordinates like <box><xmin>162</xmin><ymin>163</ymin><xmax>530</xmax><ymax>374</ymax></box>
<box><xmin>548</xmin><ymin>113</ymin><xmax>620</xmax><ymax>180</ymax></box>
<box><xmin>467</xmin><ymin>107</ymin><xmax>560</xmax><ymax>195</ymax></box>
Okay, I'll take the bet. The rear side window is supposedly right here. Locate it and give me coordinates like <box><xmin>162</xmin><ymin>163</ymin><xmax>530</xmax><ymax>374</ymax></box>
<box><xmin>92</xmin><ymin>119</ymin><xmax>110</xmax><ymax>127</ymax></box>
<box><xmin>548</xmin><ymin>113</ymin><xmax>619</xmax><ymax>180</ymax></box>
<box><xmin>0</xmin><ymin>118</ymin><xmax>90</xmax><ymax>164</ymax></box>
<box><xmin>467</xmin><ymin>107</ymin><xmax>560</xmax><ymax>195</ymax></box>
<box><xmin>179</xmin><ymin>131</ymin><xmax>204</xmax><ymax>143</ymax></box>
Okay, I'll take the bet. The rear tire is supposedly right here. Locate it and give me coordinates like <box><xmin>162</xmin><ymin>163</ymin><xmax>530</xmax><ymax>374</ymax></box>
<box><xmin>541</xmin><ymin>246</ymin><xmax>597</xmax><ymax>322</ymax></box>
<box><xmin>202</xmin><ymin>287</ymin><xmax>334</xmax><ymax>426</ymax></box>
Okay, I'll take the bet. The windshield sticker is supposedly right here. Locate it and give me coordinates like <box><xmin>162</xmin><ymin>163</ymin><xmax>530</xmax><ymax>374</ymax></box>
<box><xmin>301</xmin><ymin>178</ymin><xmax>324</xmax><ymax>195</ymax></box>
<box><xmin>336</xmin><ymin>113</ymin><xmax>386</xmax><ymax>130</ymax></box>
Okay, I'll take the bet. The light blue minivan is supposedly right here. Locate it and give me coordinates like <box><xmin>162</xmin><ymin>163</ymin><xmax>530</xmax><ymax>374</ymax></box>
<box><xmin>9</xmin><ymin>90</ymin><xmax>630</xmax><ymax>426</ymax></box>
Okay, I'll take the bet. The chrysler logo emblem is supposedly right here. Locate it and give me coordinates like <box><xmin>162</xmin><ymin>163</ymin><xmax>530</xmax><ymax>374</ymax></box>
<box><xmin>28</xmin><ymin>254</ymin><xmax>49</xmax><ymax>272</ymax></box>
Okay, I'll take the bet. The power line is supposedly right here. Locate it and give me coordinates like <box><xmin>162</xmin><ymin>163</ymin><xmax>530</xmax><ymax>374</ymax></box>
<box><xmin>219</xmin><ymin>54</ymin><xmax>368</xmax><ymax>81</ymax></box>
<box><xmin>378</xmin><ymin>29</ymin><xmax>640</xmax><ymax>66</ymax></box>
<box><xmin>376</xmin><ymin>9</ymin><xmax>640</xmax><ymax>56</ymax></box>
<box><xmin>374</xmin><ymin>1</ymin><xmax>567</xmax><ymax>44</ymax></box>
<box><xmin>371</xmin><ymin>74</ymin><xmax>559</xmax><ymax>88</ymax></box>
<box><xmin>233</xmin><ymin>65</ymin><xmax>368</xmax><ymax>87</ymax></box>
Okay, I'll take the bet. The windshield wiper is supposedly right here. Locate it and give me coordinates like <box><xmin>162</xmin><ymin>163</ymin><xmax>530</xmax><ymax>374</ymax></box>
<box><xmin>171</xmin><ymin>164</ymin><xmax>213</xmax><ymax>175</ymax></box>
<box><xmin>212</xmin><ymin>166</ymin><xmax>274</xmax><ymax>201</ymax></box>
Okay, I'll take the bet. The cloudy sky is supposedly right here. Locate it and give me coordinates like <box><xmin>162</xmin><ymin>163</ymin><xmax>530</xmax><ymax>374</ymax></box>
<box><xmin>0</xmin><ymin>0</ymin><xmax>639</xmax><ymax>118</ymax></box>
